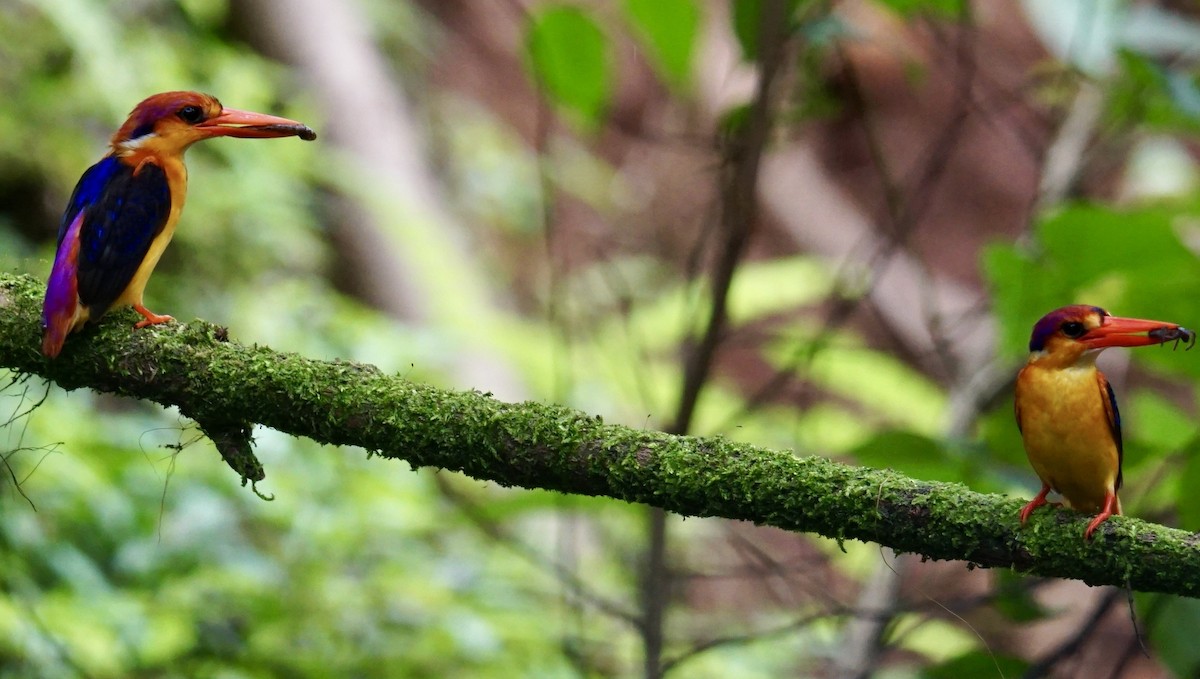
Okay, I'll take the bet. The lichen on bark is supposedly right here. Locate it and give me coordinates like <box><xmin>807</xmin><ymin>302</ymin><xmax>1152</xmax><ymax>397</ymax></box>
<box><xmin>3</xmin><ymin>271</ymin><xmax>1200</xmax><ymax>597</ymax></box>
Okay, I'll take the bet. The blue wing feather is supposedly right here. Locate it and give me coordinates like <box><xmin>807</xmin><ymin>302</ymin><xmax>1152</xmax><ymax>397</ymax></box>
<box><xmin>67</xmin><ymin>156</ymin><xmax>172</xmax><ymax>316</ymax></box>
<box><xmin>58</xmin><ymin>157</ymin><xmax>122</xmax><ymax>245</ymax></box>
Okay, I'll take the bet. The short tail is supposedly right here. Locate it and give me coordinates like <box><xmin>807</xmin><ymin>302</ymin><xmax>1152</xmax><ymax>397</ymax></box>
<box><xmin>41</xmin><ymin>292</ymin><xmax>81</xmax><ymax>358</ymax></box>
<box><xmin>42</xmin><ymin>328</ymin><xmax>66</xmax><ymax>358</ymax></box>
<box><xmin>42</xmin><ymin>213</ymin><xmax>84</xmax><ymax>358</ymax></box>
<box><xmin>41</xmin><ymin>315</ymin><xmax>78</xmax><ymax>358</ymax></box>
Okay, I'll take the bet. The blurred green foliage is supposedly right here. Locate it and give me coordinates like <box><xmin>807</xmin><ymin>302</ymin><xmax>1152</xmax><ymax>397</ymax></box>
<box><xmin>524</xmin><ymin>5</ymin><xmax>612</xmax><ymax>130</ymax></box>
<box><xmin>623</xmin><ymin>0</ymin><xmax>699</xmax><ymax>90</ymax></box>
<box><xmin>4</xmin><ymin>0</ymin><xmax>1200</xmax><ymax>676</ymax></box>
<box><xmin>731</xmin><ymin>0</ymin><xmax>803</xmax><ymax>61</ymax></box>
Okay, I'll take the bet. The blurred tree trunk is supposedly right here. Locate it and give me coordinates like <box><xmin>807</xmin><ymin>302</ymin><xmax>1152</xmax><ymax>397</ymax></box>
<box><xmin>230</xmin><ymin>0</ymin><xmax>527</xmax><ymax>400</ymax></box>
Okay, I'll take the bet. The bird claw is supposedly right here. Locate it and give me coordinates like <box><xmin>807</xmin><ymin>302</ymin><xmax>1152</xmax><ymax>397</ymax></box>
<box><xmin>1019</xmin><ymin>485</ymin><xmax>1056</xmax><ymax>524</ymax></box>
<box><xmin>1084</xmin><ymin>513</ymin><xmax>1112</xmax><ymax>540</ymax></box>
<box><xmin>133</xmin><ymin>305</ymin><xmax>174</xmax><ymax>329</ymax></box>
<box><xmin>1082</xmin><ymin>492</ymin><xmax>1120</xmax><ymax>540</ymax></box>
<box><xmin>133</xmin><ymin>316</ymin><xmax>174</xmax><ymax>329</ymax></box>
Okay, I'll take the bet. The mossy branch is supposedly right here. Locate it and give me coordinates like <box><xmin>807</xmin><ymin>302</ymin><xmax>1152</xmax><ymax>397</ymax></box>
<box><xmin>3</xmin><ymin>272</ymin><xmax>1200</xmax><ymax>596</ymax></box>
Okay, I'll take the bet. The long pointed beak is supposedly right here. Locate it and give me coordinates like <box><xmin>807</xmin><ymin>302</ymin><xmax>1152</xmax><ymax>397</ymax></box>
<box><xmin>197</xmin><ymin>108</ymin><xmax>317</xmax><ymax>140</ymax></box>
<box><xmin>1080</xmin><ymin>315</ymin><xmax>1195</xmax><ymax>349</ymax></box>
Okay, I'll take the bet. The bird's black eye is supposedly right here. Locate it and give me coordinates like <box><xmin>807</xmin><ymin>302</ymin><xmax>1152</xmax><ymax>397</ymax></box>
<box><xmin>1061</xmin><ymin>321</ymin><xmax>1086</xmax><ymax>338</ymax></box>
<box><xmin>177</xmin><ymin>105</ymin><xmax>205</xmax><ymax>124</ymax></box>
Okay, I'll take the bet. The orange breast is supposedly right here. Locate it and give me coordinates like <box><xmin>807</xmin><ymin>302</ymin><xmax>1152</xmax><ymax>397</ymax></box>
<box><xmin>112</xmin><ymin>152</ymin><xmax>188</xmax><ymax>309</ymax></box>
<box><xmin>1015</xmin><ymin>363</ymin><xmax>1119</xmax><ymax>513</ymax></box>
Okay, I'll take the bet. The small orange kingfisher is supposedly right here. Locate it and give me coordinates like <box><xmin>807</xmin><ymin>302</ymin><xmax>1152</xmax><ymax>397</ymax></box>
<box><xmin>1015</xmin><ymin>305</ymin><xmax>1194</xmax><ymax>539</ymax></box>
<box><xmin>41</xmin><ymin>91</ymin><xmax>316</xmax><ymax>358</ymax></box>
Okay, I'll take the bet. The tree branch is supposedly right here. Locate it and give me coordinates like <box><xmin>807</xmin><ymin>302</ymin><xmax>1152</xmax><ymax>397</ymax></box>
<box><xmin>3</xmin><ymin>272</ymin><xmax>1200</xmax><ymax>597</ymax></box>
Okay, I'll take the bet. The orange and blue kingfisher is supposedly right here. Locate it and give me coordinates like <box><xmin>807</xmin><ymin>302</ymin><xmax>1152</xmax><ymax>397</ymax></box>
<box><xmin>1016</xmin><ymin>305</ymin><xmax>1194</xmax><ymax>539</ymax></box>
<box><xmin>41</xmin><ymin>91</ymin><xmax>316</xmax><ymax>358</ymax></box>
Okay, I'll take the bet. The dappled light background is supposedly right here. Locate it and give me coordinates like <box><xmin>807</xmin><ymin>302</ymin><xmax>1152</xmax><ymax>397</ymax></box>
<box><xmin>3</xmin><ymin>0</ymin><xmax>1200</xmax><ymax>676</ymax></box>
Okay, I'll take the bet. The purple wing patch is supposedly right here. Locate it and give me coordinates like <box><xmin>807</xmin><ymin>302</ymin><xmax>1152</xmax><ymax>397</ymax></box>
<box><xmin>41</xmin><ymin>210</ymin><xmax>85</xmax><ymax>357</ymax></box>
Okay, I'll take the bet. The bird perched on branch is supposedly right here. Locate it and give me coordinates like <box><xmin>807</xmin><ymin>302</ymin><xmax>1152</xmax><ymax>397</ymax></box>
<box><xmin>1015</xmin><ymin>305</ymin><xmax>1194</xmax><ymax>539</ymax></box>
<box><xmin>41</xmin><ymin>91</ymin><xmax>317</xmax><ymax>358</ymax></box>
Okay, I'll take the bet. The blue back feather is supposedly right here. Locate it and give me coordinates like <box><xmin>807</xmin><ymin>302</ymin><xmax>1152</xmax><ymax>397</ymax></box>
<box><xmin>61</xmin><ymin>156</ymin><xmax>172</xmax><ymax>316</ymax></box>
<box><xmin>58</xmin><ymin>157</ymin><xmax>124</xmax><ymax>245</ymax></box>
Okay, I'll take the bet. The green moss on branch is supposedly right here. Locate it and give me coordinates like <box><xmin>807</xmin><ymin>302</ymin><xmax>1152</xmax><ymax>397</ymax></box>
<box><xmin>2</xmin><ymin>272</ymin><xmax>1200</xmax><ymax>596</ymax></box>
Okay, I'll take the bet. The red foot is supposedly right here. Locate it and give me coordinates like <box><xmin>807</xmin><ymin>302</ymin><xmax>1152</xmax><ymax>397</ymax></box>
<box><xmin>133</xmin><ymin>304</ymin><xmax>174</xmax><ymax>329</ymax></box>
<box><xmin>1083</xmin><ymin>491</ymin><xmax>1120</xmax><ymax>540</ymax></box>
<box><xmin>1019</xmin><ymin>484</ymin><xmax>1054</xmax><ymax>524</ymax></box>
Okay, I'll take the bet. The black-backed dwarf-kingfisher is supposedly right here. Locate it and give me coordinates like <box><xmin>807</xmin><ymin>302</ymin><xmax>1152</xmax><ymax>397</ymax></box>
<box><xmin>41</xmin><ymin>91</ymin><xmax>317</xmax><ymax>358</ymax></box>
<box><xmin>1016</xmin><ymin>305</ymin><xmax>1194</xmax><ymax>539</ymax></box>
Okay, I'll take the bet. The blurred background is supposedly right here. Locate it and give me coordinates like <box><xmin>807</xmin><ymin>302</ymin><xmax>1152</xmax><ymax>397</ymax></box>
<box><xmin>3</xmin><ymin>0</ymin><xmax>1200</xmax><ymax>676</ymax></box>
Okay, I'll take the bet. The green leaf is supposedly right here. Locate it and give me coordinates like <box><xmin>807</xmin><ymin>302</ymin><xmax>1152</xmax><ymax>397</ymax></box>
<box><xmin>876</xmin><ymin>0</ymin><xmax>966</xmax><ymax>17</ymax></box>
<box><xmin>763</xmin><ymin>331</ymin><xmax>947</xmax><ymax>432</ymax></box>
<box><xmin>804</xmin><ymin>346</ymin><xmax>946</xmax><ymax>432</ymax></box>
<box><xmin>985</xmin><ymin>201</ymin><xmax>1200</xmax><ymax>360</ymax></box>
<box><xmin>982</xmin><ymin>243</ymin><xmax>1070</xmax><ymax>358</ymax></box>
<box><xmin>623</xmin><ymin>0</ymin><xmax>699</xmax><ymax>88</ymax></box>
<box><xmin>1110</xmin><ymin>51</ymin><xmax>1200</xmax><ymax>134</ymax></box>
<box><xmin>1177</xmin><ymin>452</ymin><xmax>1200</xmax><ymax>531</ymax></box>
<box><xmin>977</xmin><ymin>404</ymin><xmax>1028</xmax><ymax>470</ymax></box>
<box><xmin>991</xmin><ymin>571</ymin><xmax>1049</xmax><ymax>622</ymax></box>
<box><xmin>1143</xmin><ymin>594</ymin><xmax>1200</xmax><ymax>677</ymax></box>
<box><xmin>852</xmin><ymin>430</ymin><xmax>960</xmax><ymax>483</ymax></box>
<box><xmin>1128</xmin><ymin>390</ymin><xmax>1197</xmax><ymax>452</ymax></box>
<box><xmin>925</xmin><ymin>651</ymin><xmax>1028</xmax><ymax>679</ymax></box>
<box><xmin>889</xmin><ymin>615</ymin><xmax>978</xmax><ymax>661</ymax></box>
<box><xmin>726</xmin><ymin>256</ymin><xmax>833</xmax><ymax>325</ymax></box>
<box><xmin>525</xmin><ymin>6</ymin><xmax>612</xmax><ymax>128</ymax></box>
<box><xmin>731</xmin><ymin>0</ymin><xmax>801</xmax><ymax>60</ymax></box>
<box><xmin>719</xmin><ymin>102</ymin><xmax>753</xmax><ymax>136</ymax></box>
<box><xmin>1037</xmin><ymin>204</ymin><xmax>1195</xmax><ymax>285</ymax></box>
